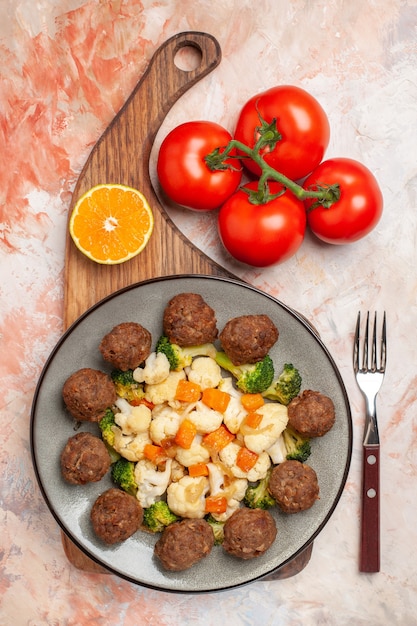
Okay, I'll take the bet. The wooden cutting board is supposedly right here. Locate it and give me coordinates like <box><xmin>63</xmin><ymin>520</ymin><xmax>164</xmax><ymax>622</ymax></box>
<box><xmin>62</xmin><ymin>31</ymin><xmax>312</xmax><ymax>582</ymax></box>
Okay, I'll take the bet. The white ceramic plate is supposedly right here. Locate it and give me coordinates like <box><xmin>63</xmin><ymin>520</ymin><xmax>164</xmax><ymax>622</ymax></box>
<box><xmin>31</xmin><ymin>275</ymin><xmax>352</xmax><ymax>592</ymax></box>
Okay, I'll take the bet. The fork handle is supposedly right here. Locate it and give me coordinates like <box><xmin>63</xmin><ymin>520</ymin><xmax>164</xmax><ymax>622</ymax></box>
<box><xmin>360</xmin><ymin>443</ymin><xmax>380</xmax><ymax>572</ymax></box>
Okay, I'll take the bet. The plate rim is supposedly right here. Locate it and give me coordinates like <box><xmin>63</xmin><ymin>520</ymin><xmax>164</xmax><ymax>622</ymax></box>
<box><xmin>30</xmin><ymin>273</ymin><xmax>353</xmax><ymax>593</ymax></box>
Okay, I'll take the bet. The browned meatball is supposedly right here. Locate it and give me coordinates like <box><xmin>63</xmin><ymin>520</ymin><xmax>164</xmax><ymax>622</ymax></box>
<box><xmin>222</xmin><ymin>508</ymin><xmax>277</xmax><ymax>560</ymax></box>
<box><xmin>268</xmin><ymin>460</ymin><xmax>319</xmax><ymax>514</ymax></box>
<box><xmin>288</xmin><ymin>390</ymin><xmax>335</xmax><ymax>438</ymax></box>
<box><xmin>99</xmin><ymin>322</ymin><xmax>152</xmax><ymax>371</ymax></box>
<box><xmin>90</xmin><ymin>488</ymin><xmax>143</xmax><ymax>544</ymax></box>
<box><xmin>219</xmin><ymin>314</ymin><xmax>278</xmax><ymax>365</ymax></box>
<box><xmin>154</xmin><ymin>518</ymin><xmax>214</xmax><ymax>571</ymax></box>
<box><xmin>60</xmin><ymin>432</ymin><xmax>111</xmax><ymax>485</ymax></box>
<box><xmin>162</xmin><ymin>293</ymin><xmax>218</xmax><ymax>347</ymax></box>
<box><xmin>62</xmin><ymin>368</ymin><xmax>116</xmax><ymax>422</ymax></box>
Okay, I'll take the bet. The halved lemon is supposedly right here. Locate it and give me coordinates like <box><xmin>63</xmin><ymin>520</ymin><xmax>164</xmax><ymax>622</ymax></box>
<box><xmin>69</xmin><ymin>184</ymin><xmax>154</xmax><ymax>264</ymax></box>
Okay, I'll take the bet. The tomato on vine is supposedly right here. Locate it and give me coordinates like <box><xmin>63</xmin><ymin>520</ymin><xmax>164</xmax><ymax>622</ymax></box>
<box><xmin>156</xmin><ymin>85</ymin><xmax>384</xmax><ymax>267</ymax></box>
<box><xmin>303</xmin><ymin>158</ymin><xmax>383</xmax><ymax>244</ymax></box>
<box><xmin>217</xmin><ymin>181</ymin><xmax>306</xmax><ymax>267</ymax></box>
<box><xmin>233</xmin><ymin>85</ymin><xmax>330</xmax><ymax>181</ymax></box>
<box><xmin>157</xmin><ymin>121</ymin><xmax>242</xmax><ymax>211</ymax></box>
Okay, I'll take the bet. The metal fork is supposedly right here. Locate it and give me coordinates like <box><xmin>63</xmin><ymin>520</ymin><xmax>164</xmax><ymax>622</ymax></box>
<box><xmin>353</xmin><ymin>311</ymin><xmax>386</xmax><ymax>573</ymax></box>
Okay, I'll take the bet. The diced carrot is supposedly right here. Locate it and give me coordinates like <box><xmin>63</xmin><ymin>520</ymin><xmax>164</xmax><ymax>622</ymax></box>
<box><xmin>236</xmin><ymin>446</ymin><xmax>259</xmax><ymax>473</ymax></box>
<box><xmin>174</xmin><ymin>379</ymin><xmax>202</xmax><ymax>403</ymax></box>
<box><xmin>201</xmin><ymin>387</ymin><xmax>231</xmax><ymax>413</ymax></box>
<box><xmin>188</xmin><ymin>462</ymin><xmax>209</xmax><ymax>477</ymax></box>
<box><xmin>241</xmin><ymin>393</ymin><xmax>265</xmax><ymax>412</ymax></box>
<box><xmin>202</xmin><ymin>424</ymin><xmax>235</xmax><ymax>452</ymax></box>
<box><xmin>174</xmin><ymin>418</ymin><xmax>197</xmax><ymax>449</ymax></box>
<box><xmin>205</xmin><ymin>495</ymin><xmax>228</xmax><ymax>514</ymax></box>
<box><xmin>243</xmin><ymin>411</ymin><xmax>263</xmax><ymax>429</ymax></box>
<box><xmin>143</xmin><ymin>443</ymin><xmax>166</xmax><ymax>464</ymax></box>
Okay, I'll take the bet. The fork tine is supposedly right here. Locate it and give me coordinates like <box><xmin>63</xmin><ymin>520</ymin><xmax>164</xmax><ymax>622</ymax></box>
<box><xmin>380</xmin><ymin>312</ymin><xmax>387</xmax><ymax>371</ymax></box>
<box><xmin>371</xmin><ymin>312</ymin><xmax>377</xmax><ymax>372</ymax></box>
<box><xmin>363</xmin><ymin>311</ymin><xmax>370</xmax><ymax>371</ymax></box>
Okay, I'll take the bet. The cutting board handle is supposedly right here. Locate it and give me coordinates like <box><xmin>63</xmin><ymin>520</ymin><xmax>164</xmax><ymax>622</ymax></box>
<box><xmin>136</xmin><ymin>31</ymin><xmax>221</xmax><ymax>113</ymax></box>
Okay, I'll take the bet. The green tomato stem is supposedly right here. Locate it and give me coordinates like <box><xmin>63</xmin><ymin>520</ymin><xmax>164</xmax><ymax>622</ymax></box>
<box><xmin>206</xmin><ymin>139</ymin><xmax>340</xmax><ymax>207</ymax></box>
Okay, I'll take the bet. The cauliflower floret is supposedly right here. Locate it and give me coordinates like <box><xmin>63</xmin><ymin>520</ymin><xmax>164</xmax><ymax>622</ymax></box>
<box><xmin>207</xmin><ymin>461</ymin><xmax>225</xmax><ymax>495</ymax></box>
<box><xmin>149</xmin><ymin>404</ymin><xmax>182</xmax><ymax>445</ymax></box>
<box><xmin>218</xmin><ymin>376</ymin><xmax>243</xmax><ymax>399</ymax></box>
<box><xmin>225</xmin><ymin>476</ymin><xmax>248</xmax><ymax>504</ymax></box>
<box><xmin>144</xmin><ymin>369</ymin><xmax>186</xmax><ymax>406</ymax></box>
<box><xmin>242</xmin><ymin>403</ymin><xmax>288</xmax><ymax>454</ymax></box>
<box><xmin>207</xmin><ymin>463</ymin><xmax>248</xmax><ymax>521</ymax></box>
<box><xmin>170</xmin><ymin>458</ymin><xmax>186</xmax><ymax>482</ymax></box>
<box><xmin>112</xmin><ymin>427</ymin><xmax>152</xmax><ymax>462</ymax></box>
<box><xmin>126</xmin><ymin>432</ymin><xmax>153</xmax><ymax>460</ymax></box>
<box><xmin>167</xmin><ymin>475</ymin><xmax>209</xmax><ymax>519</ymax></box>
<box><xmin>134</xmin><ymin>458</ymin><xmax>173</xmax><ymax>508</ymax></box>
<box><xmin>133</xmin><ymin>352</ymin><xmax>170</xmax><ymax>385</ymax></box>
<box><xmin>187</xmin><ymin>357</ymin><xmax>222</xmax><ymax>390</ymax></box>
<box><xmin>114</xmin><ymin>397</ymin><xmax>133</xmax><ymax>415</ymax></box>
<box><xmin>175</xmin><ymin>434</ymin><xmax>211</xmax><ymax>467</ymax></box>
<box><xmin>222</xmin><ymin>397</ymin><xmax>247</xmax><ymax>435</ymax></box>
<box><xmin>189</xmin><ymin>401</ymin><xmax>223</xmax><ymax>434</ymax></box>
<box><xmin>114</xmin><ymin>403</ymin><xmax>152</xmax><ymax>435</ymax></box>
<box><xmin>218</xmin><ymin>377</ymin><xmax>247</xmax><ymax>434</ymax></box>
<box><xmin>266</xmin><ymin>433</ymin><xmax>287</xmax><ymax>464</ymax></box>
<box><xmin>219</xmin><ymin>441</ymin><xmax>271</xmax><ymax>481</ymax></box>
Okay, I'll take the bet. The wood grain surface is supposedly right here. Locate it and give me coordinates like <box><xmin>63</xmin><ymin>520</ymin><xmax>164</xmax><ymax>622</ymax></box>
<box><xmin>62</xmin><ymin>31</ymin><xmax>312</xmax><ymax>582</ymax></box>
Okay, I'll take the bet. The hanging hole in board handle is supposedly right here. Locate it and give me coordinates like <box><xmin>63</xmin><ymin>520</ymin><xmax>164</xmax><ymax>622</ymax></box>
<box><xmin>174</xmin><ymin>44</ymin><xmax>203</xmax><ymax>71</ymax></box>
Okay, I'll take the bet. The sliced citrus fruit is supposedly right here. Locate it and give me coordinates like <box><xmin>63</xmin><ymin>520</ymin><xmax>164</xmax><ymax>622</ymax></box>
<box><xmin>69</xmin><ymin>184</ymin><xmax>154</xmax><ymax>264</ymax></box>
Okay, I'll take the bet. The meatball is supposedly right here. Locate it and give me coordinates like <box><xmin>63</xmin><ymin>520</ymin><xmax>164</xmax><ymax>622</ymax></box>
<box><xmin>162</xmin><ymin>293</ymin><xmax>218</xmax><ymax>347</ymax></box>
<box><xmin>99</xmin><ymin>322</ymin><xmax>152</xmax><ymax>371</ymax></box>
<box><xmin>154</xmin><ymin>518</ymin><xmax>214</xmax><ymax>571</ymax></box>
<box><xmin>219</xmin><ymin>314</ymin><xmax>278</xmax><ymax>365</ymax></box>
<box><xmin>90</xmin><ymin>488</ymin><xmax>143</xmax><ymax>544</ymax></box>
<box><xmin>288</xmin><ymin>390</ymin><xmax>335</xmax><ymax>438</ymax></box>
<box><xmin>60</xmin><ymin>432</ymin><xmax>111</xmax><ymax>485</ymax></box>
<box><xmin>268</xmin><ymin>460</ymin><xmax>319</xmax><ymax>514</ymax></box>
<box><xmin>62</xmin><ymin>367</ymin><xmax>116</xmax><ymax>422</ymax></box>
<box><xmin>222</xmin><ymin>508</ymin><xmax>277</xmax><ymax>560</ymax></box>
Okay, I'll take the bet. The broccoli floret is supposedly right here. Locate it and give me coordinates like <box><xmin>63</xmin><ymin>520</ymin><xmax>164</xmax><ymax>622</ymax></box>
<box><xmin>244</xmin><ymin>469</ymin><xmax>276</xmax><ymax>510</ymax></box>
<box><xmin>111</xmin><ymin>457</ymin><xmax>138</xmax><ymax>496</ymax></box>
<box><xmin>215</xmin><ymin>351</ymin><xmax>274</xmax><ymax>394</ymax></box>
<box><xmin>155</xmin><ymin>335</ymin><xmax>217</xmax><ymax>371</ymax></box>
<box><xmin>262</xmin><ymin>363</ymin><xmax>302</xmax><ymax>405</ymax></box>
<box><xmin>98</xmin><ymin>408</ymin><xmax>116</xmax><ymax>447</ymax></box>
<box><xmin>205</xmin><ymin>514</ymin><xmax>225</xmax><ymax>545</ymax></box>
<box><xmin>143</xmin><ymin>501</ymin><xmax>179</xmax><ymax>533</ymax></box>
<box><xmin>283</xmin><ymin>425</ymin><xmax>311</xmax><ymax>463</ymax></box>
<box><xmin>111</xmin><ymin>369</ymin><xmax>145</xmax><ymax>403</ymax></box>
<box><xmin>98</xmin><ymin>409</ymin><xmax>120</xmax><ymax>462</ymax></box>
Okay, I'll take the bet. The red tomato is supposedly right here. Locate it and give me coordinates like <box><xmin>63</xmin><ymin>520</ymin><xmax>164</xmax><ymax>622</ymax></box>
<box><xmin>157</xmin><ymin>121</ymin><xmax>242</xmax><ymax>211</ymax></box>
<box><xmin>234</xmin><ymin>85</ymin><xmax>330</xmax><ymax>181</ymax></box>
<box><xmin>303</xmin><ymin>158</ymin><xmax>383</xmax><ymax>244</ymax></box>
<box><xmin>217</xmin><ymin>182</ymin><xmax>306</xmax><ymax>267</ymax></box>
